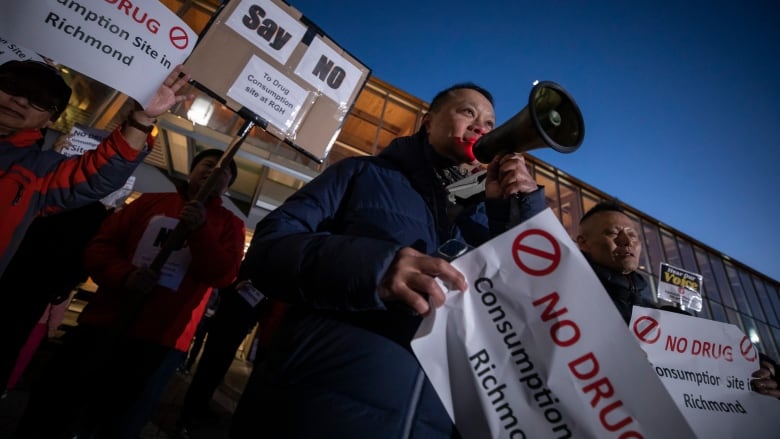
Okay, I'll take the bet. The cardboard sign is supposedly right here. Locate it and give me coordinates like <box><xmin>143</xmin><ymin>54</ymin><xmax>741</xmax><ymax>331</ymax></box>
<box><xmin>412</xmin><ymin>209</ymin><xmax>695</xmax><ymax>438</ymax></box>
<box><xmin>183</xmin><ymin>0</ymin><xmax>370</xmax><ymax>162</ymax></box>
<box><xmin>294</xmin><ymin>36</ymin><xmax>365</xmax><ymax>106</ymax></box>
<box><xmin>630</xmin><ymin>307</ymin><xmax>779</xmax><ymax>437</ymax></box>
<box><xmin>0</xmin><ymin>0</ymin><xmax>197</xmax><ymax>105</ymax></box>
<box><xmin>226</xmin><ymin>55</ymin><xmax>309</xmax><ymax>131</ymax></box>
<box><xmin>224</xmin><ymin>0</ymin><xmax>307</xmax><ymax>65</ymax></box>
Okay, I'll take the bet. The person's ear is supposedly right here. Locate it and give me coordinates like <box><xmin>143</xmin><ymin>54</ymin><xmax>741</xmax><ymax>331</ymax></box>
<box><xmin>575</xmin><ymin>234</ymin><xmax>587</xmax><ymax>251</ymax></box>
<box><xmin>422</xmin><ymin>112</ymin><xmax>432</xmax><ymax>132</ymax></box>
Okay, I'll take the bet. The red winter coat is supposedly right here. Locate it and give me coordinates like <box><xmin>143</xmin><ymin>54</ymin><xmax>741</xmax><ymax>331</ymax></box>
<box><xmin>80</xmin><ymin>190</ymin><xmax>245</xmax><ymax>351</ymax></box>
<box><xmin>0</xmin><ymin>128</ymin><xmax>147</xmax><ymax>276</ymax></box>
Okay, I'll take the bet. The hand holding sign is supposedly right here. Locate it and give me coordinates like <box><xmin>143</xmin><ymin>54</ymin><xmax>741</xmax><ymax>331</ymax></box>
<box><xmin>122</xmin><ymin>64</ymin><xmax>194</xmax><ymax>149</ymax></box>
<box><xmin>139</xmin><ymin>64</ymin><xmax>194</xmax><ymax>120</ymax></box>
<box><xmin>178</xmin><ymin>200</ymin><xmax>206</xmax><ymax>231</ymax></box>
<box><xmin>378</xmin><ymin>247</ymin><xmax>467</xmax><ymax>315</ymax></box>
<box><xmin>124</xmin><ymin>266</ymin><xmax>160</xmax><ymax>295</ymax></box>
<box><xmin>751</xmin><ymin>360</ymin><xmax>780</xmax><ymax>398</ymax></box>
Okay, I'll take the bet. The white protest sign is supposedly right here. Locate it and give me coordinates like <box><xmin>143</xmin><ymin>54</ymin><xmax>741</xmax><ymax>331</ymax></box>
<box><xmin>0</xmin><ymin>35</ymin><xmax>45</xmax><ymax>65</ymax></box>
<box><xmin>412</xmin><ymin>208</ymin><xmax>695</xmax><ymax>439</ymax></box>
<box><xmin>132</xmin><ymin>215</ymin><xmax>191</xmax><ymax>291</ymax></box>
<box><xmin>59</xmin><ymin>123</ymin><xmax>111</xmax><ymax>157</ymax></box>
<box><xmin>224</xmin><ymin>0</ymin><xmax>306</xmax><ymax>65</ymax></box>
<box><xmin>630</xmin><ymin>306</ymin><xmax>779</xmax><ymax>437</ymax></box>
<box><xmin>295</xmin><ymin>36</ymin><xmax>364</xmax><ymax>106</ymax></box>
<box><xmin>657</xmin><ymin>262</ymin><xmax>704</xmax><ymax>312</ymax></box>
<box><xmin>227</xmin><ymin>55</ymin><xmax>309</xmax><ymax>132</ymax></box>
<box><xmin>0</xmin><ymin>0</ymin><xmax>196</xmax><ymax>106</ymax></box>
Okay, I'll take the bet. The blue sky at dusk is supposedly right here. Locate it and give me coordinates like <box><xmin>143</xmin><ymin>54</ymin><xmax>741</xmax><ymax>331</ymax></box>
<box><xmin>285</xmin><ymin>0</ymin><xmax>780</xmax><ymax>282</ymax></box>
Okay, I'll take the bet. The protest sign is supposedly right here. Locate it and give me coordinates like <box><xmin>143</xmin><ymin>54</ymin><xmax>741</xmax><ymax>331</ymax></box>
<box><xmin>56</xmin><ymin>123</ymin><xmax>135</xmax><ymax>208</ymax></box>
<box><xmin>656</xmin><ymin>262</ymin><xmax>703</xmax><ymax>312</ymax></box>
<box><xmin>412</xmin><ymin>209</ymin><xmax>694</xmax><ymax>438</ymax></box>
<box><xmin>0</xmin><ymin>35</ymin><xmax>45</xmax><ymax>65</ymax></box>
<box><xmin>59</xmin><ymin>123</ymin><xmax>111</xmax><ymax>157</ymax></box>
<box><xmin>183</xmin><ymin>0</ymin><xmax>370</xmax><ymax>162</ymax></box>
<box><xmin>630</xmin><ymin>306</ymin><xmax>779</xmax><ymax>437</ymax></box>
<box><xmin>132</xmin><ymin>216</ymin><xmax>191</xmax><ymax>291</ymax></box>
<box><xmin>0</xmin><ymin>0</ymin><xmax>197</xmax><ymax>105</ymax></box>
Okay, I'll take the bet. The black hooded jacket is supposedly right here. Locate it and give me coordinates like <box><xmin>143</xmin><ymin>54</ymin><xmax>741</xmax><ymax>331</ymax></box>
<box><xmin>586</xmin><ymin>258</ymin><xmax>657</xmax><ymax>324</ymax></box>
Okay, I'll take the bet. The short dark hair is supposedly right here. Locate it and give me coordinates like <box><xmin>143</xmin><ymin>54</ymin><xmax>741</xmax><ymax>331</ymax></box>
<box><xmin>429</xmin><ymin>82</ymin><xmax>494</xmax><ymax>112</ymax></box>
<box><xmin>0</xmin><ymin>60</ymin><xmax>72</xmax><ymax>121</ymax></box>
<box><xmin>190</xmin><ymin>148</ymin><xmax>238</xmax><ymax>187</ymax></box>
<box><xmin>579</xmin><ymin>200</ymin><xmax>624</xmax><ymax>224</ymax></box>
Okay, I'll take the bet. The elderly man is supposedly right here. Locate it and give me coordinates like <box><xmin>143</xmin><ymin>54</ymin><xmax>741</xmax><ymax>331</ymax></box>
<box><xmin>0</xmin><ymin>60</ymin><xmax>191</xmax><ymax>277</ymax></box>
<box><xmin>576</xmin><ymin>201</ymin><xmax>779</xmax><ymax>398</ymax></box>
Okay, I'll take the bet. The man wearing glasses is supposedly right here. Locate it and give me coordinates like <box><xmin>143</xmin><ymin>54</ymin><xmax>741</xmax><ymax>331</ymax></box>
<box><xmin>0</xmin><ymin>59</ymin><xmax>191</xmax><ymax>278</ymax></box>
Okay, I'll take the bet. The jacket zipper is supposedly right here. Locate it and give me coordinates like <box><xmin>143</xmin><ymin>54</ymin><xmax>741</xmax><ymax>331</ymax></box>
<box><xmin>401</xmin><ymin>370</ymin><xmax>426</xmax><ymax>439</ymax></box>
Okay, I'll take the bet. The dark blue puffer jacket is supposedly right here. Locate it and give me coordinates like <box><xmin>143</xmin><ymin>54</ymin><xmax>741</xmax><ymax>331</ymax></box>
<box><xmin>234</xmin><ymin>131</ymin><xmax>546</xmax><ymax>439</ymax></box>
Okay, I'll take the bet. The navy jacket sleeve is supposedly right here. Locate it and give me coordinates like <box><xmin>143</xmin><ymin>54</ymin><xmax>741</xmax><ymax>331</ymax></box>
<box><xmin>241</xmin><ymin>159</ymin><xmax>402</xmax><ymax>311</ymax></box>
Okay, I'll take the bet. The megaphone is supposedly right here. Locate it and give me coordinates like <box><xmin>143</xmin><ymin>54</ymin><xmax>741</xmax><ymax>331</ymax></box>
<box><xmin>472</xmin><ymin>81</ymin><xmax>584</xmax><ymax>163</ymax></box>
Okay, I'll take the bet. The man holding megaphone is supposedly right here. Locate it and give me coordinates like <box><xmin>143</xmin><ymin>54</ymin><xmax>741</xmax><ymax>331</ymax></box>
<box><xmin>231</xmin><ymin>82</ymin><xmax>581</xmax><ymax>438</ymax></box>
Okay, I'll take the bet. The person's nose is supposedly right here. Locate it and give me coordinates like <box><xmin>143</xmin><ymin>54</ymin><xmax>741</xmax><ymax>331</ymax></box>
<box><xmin>616</xmin><ymin>230</ymin><xmax>631</xmax><ymax>246</ymax></box>
<box><xmin>470</xmin><ymin>120</ymin><xmax>489</xmax><ymax>136</ymax></box>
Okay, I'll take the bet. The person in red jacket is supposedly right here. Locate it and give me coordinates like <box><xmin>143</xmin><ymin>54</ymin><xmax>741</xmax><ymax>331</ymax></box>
<box><xmin>15</xmin><ymin>149</ymin><xmax>245</xmax><ymax>439</ymax></box>
<box><xmin>0</xmin><ymin>60</ymin><xmax>192</xmax><ymax>278</ymax></box>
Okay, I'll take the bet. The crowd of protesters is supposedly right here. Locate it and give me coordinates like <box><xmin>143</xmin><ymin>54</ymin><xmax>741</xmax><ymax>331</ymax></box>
<box><xmin>0</xmin><ymin>60</ymin><xmax>778</xmax><ymax>439</ymax></box>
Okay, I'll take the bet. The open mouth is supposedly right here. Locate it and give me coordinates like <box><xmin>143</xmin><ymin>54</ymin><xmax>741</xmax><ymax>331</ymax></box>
<box><xmin>453</xmin><ymin>137</ymin><xmax>479</xmax><ymax>162</ymax></box>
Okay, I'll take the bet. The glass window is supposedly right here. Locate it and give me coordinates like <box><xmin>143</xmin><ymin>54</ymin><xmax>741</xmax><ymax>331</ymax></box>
<box><xmin>724</xmin><ymin>306</ymin><xmax>744</xmax><ymax>332</ymax></box>
<box><xmin>533</xmin><ymin>167</ymin><xmax>558</xmax><ymax>217</ymax></box>
<box><xmin>581</xmin><ymin>189</ymin><xmax>600</xmax><ymax>216</ymax></box>
<box><xmin>772</xmin><ymin>327</ymin><xmax>780</xmax><ymax>360</ymax></box>
<box><xmin>558</xmin><ymin>178</ymin><xmax>582</xmax><ymax>238</ymax></box>
<box><xmin>710</xmin><ymin>257</ymin><xmax>738</xmax><ymax>309</ymax></box>
<box><xmin>740</xmin><ymin>315</ymin><xmax>765</xmax><ymax>355</ymax></box>
<box><xmin>51</xmin><ymin>67</ymin><xmax>122</xmax><ymax>134</ymax></box>
<box><xmin>761</xmin><ymin>282</ymin><xmax>780</xmax><ymax>327</ymax></box>
<box><xmin>737</xmin><ymin>270</ymin><xmax>766</xmax><ymax>323</ymax></box>
<box><xmin>641</xmin><ymin>221</ymin><xmax>664</xmax><ymax>277</ymax></box>
<box><xmin>677</xmin><ymin>239</ymin><xmax>698</xmax><ymax>273</ymax></box>
<box><xmin>694</xmin><ymin>247</ymin><xmax>723</xmax><ymax>304</ymax></box>
<box><xmin>709</xmin><ymin>301</ymin><xmax>728</xmax><ymax>324</ymax></box>
<box><xmin>160</xmin><ymin>1</ymin><xmax>221</xmax><ymax>32</ymax></box>
<box><xmin>383</xmin><ymin>98</ymin><xmax>420</xmax><ymax>138</ymax></box>
<box><xmin>756</xmin><ymin>321</ymin><xmax>779</xmax><ymax>360</ymax></box>
<box><xmin>660</xmin><ymin>230</ymin><xmax>681</xmax><ymax>268</ymax></box>
<box><xmin>336</xmin><ymin>88</ymin><xmax>389</xmax><ymax>156</ymax></box>
<box><xmin>724</xmin><ymin>262</ymin><xmax>751</xmax><ymax>316</ymax></box>
<box><xmin>695</xmin><ymin>300</ymin><xmax>711</xmax><ymax>320</ymax></box>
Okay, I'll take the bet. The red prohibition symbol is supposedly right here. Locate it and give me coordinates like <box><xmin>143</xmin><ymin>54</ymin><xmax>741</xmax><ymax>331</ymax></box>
<box><xmin>632</xmin><ymin>316</ymin><xmax>661</xmax><ymax>344</ymax></box>
<box><xmin>169</xmin><ymin>26</ymin><xmax>189</xmax><ymax>49</ymax></box>
<box><xmin>511</xmin><ymin>229</ymin><xmax>561</xmax><ymax>276</ymax></box>
<box><xmin>740</xmin><ymin>335</ymin><xmax>758</xmax><ymax>362</ymax></box>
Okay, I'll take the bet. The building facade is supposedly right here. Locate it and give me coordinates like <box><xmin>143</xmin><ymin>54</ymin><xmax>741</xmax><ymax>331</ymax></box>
<box><xmin>48</xmin><ymin>0</ymin><xmax>780</xmax><ymax>358</ymax></box>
